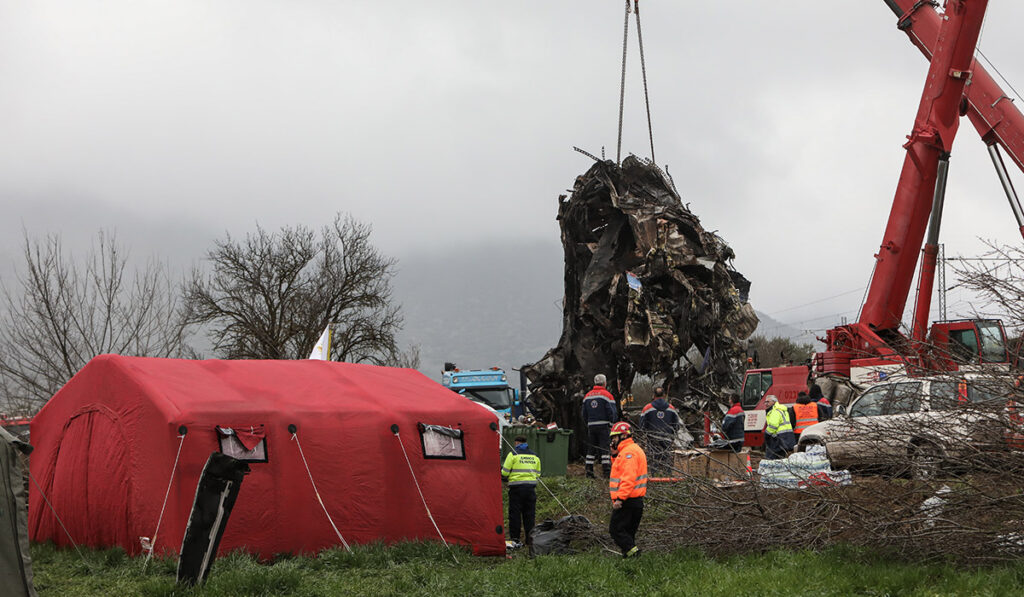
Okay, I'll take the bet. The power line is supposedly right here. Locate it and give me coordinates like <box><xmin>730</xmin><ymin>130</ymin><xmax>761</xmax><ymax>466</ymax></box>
<box><xmin>765</xmin><ymin>287</ymin><xmax>866</xmax><ymax>317</ymax></box>
<box><xmin>757</xmin><ymin>309</ymin><xmax>859</xmax><ymax>336</ymax></box>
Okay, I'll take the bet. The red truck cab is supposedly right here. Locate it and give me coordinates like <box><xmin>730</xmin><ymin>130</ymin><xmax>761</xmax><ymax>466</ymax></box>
<box><xmin>739</xmin><ymin>366</ymin><xmax>810</xmax><ymax>447</ymax></box>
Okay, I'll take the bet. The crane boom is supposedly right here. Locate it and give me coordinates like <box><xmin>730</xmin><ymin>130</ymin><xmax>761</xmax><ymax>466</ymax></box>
<box><xmin>859</xmin><ymin>0</ymin><xmax>988</xmax><ymax>334</ymax></box>
<box><xmin>822</xmin><ymin>0</ymin><xmax>990</xmax><ymax>374</ymax></box>
<box><xmin>885</xmin><ymin>0</ymin><xmax>1024</xmax><ymax>173</ymax></box>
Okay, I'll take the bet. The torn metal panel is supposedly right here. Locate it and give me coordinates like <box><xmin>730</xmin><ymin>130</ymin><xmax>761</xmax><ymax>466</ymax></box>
<box><xmin>524</xmin><ymin>157</ymin><xmax>757</xmax><ymax>435</ymax></box>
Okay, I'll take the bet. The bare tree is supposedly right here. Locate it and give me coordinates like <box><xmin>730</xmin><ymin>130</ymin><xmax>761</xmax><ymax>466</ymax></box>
<box><xmin>747</xmin><ymin>335</ymin><xmax>815</xmax><ymax>368</ymax></box>
<box><xmin>0</xmin><ymin>231</ymin><xmax>190</xmax><ymax>413</ymax></box>
<box><xmin>950</xmin><ymin>240</ymin><xmax>1024</xmax><ymax>349</ymax></box>
<box><xmin>384</xmin><ymin>344</ymin><xmax>422</xmax><ymax>370</ymax></box>
<box><xmin>183</xmin><ymin>214</ymin><xmax>404</xmax><ymax>363</ymax></box>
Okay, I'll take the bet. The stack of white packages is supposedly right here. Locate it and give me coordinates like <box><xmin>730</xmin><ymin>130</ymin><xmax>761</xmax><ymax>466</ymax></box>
<box><xmin>757</xmin><ymin>445</ymin><xmax>852</xmax><ymax>489</ymax></box>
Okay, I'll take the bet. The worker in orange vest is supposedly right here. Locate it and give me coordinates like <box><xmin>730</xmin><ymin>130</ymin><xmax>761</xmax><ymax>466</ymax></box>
<box><xmin>788</xmin><ymin>391</ymin><xmax>827</xmax><ymax>439</ymax></box>
<box><xmin>608</xmin><ymin>422</ymin><xmax>648</xmax><ymax>558</ymax></box>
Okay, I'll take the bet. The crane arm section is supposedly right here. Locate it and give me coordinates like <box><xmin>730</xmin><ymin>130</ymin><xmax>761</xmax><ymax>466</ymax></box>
<box><xmin>858</xmin><ymin>0</ymin><xmax>988</xmax><ymax>334</ymax></box>
<box><xmin>885</xmin><ymin>0</ymin><xmax>1024</xmax><ymax>172</ymax></box>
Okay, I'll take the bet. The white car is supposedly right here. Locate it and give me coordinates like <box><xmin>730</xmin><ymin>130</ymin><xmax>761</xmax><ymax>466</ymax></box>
<box><xmin>797</xmin><ymin>376</ymin><xmax>1013</xmax><ymax>479</ymax></box>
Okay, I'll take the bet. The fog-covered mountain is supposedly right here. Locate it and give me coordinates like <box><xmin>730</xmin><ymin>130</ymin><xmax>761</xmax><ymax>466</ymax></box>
<box><xmin>0</xmin><ymin>210</ymin><xmax>814</xmax><ymax>383</ymax></box>
<box><xmin>393</xmin><ymin>240</ymin><xmax>565</xmax><ymax>380</ymax></box>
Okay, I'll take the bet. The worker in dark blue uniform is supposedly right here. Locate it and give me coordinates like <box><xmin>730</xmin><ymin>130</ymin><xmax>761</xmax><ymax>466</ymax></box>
<box><xmin>638</xmin><ymin>387</ymin><xmax>680</xmax><ymax>475</ymax></box>
<box><xmin>721</xmin><ymin>392</ymin><xmax>746</xmax><ymax>453</ymax></box>
<box><xmin>581</xmin><ymin>374</ymin><xmax>618</xmax><ymax>478</ymax></box>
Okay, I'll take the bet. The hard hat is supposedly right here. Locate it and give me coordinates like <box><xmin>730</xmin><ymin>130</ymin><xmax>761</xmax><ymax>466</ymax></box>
<box><xmin>609</xmin><ymin>421</ymin><xmax>632</xmax><ymax>437</ymax></box>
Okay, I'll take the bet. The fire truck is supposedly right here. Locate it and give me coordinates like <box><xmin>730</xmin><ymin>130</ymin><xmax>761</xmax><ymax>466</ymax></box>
<box><xmin>742</xmin><ymin>0</ymin><xmax>1023</xmax><ymax>446</ymax></box>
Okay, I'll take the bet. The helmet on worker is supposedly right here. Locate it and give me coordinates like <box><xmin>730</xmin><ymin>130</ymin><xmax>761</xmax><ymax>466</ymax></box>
<box><xmin>610</xmin><ymin>421</ymin><xmax>632</xmax><ymax>438</ymax></box>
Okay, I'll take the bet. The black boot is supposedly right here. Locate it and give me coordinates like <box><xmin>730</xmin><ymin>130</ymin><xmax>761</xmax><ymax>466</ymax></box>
<box><xmin>601</xmin><ymin>464</ymin><xmax>611</xmax><ymax>478</ymax></box>
<box><xmin>585</xmin><ymin>464</ymin><xmax>595</xmax><ymax>479</ymax></box>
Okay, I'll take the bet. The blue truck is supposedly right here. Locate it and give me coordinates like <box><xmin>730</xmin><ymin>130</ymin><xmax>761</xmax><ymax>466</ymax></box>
<box><xmin>441</xmin><ymin>363</ymin><xmax>526</xmax><ymax>418</ymax></box>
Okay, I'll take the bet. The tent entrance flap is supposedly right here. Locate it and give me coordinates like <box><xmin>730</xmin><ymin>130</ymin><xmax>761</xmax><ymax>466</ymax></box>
<box><xmin>177</xmin><ymin>452</ymin><xmax>250</xmax><ymax>586</ymax></box>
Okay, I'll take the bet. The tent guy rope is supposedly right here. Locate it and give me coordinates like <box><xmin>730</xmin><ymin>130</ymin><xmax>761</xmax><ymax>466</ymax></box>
<box><xmin>497</xmin><ymin>432</ymin><xmax>572</xmax><ymax>517</ymax></box>
<box><xmin>291</xmin><ymin>431</ymin><xmax>352</xmax><ymax>552</ymax></box>
<box><xmin>29</xmin><ymin>471</ymin><xmax>95</xmax><ymax>573</ymax></box>
<box><xmin>145</xmin><ymin>430</ymin><xmax>187</xmax><ymax>567</ymax></box>
<box><xmin>495</xmin><ymin>426</ymin><xmax>621</xmax><ymax>555</ymax></box>
<box><xmin>392</xmin><ymin>428</ymin><xmax>459</xmax><ymax>564</ymax></box>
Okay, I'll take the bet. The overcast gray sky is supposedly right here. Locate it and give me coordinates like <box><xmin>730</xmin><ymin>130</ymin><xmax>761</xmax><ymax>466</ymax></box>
<box><xmin>3</xmin><ymin>1</ymin><xmax>1023</xmax><ymax>335</ymax></box>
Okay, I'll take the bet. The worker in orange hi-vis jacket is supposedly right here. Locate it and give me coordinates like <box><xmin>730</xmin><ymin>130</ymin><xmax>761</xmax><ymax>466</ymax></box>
<box><xmin>607</xmin><ymin>422</ymin><xmax>647</xmax><ymax>558</ymax></box>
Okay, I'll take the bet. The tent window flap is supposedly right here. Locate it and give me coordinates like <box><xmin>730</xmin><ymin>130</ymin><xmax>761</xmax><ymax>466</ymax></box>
<box><xmin>216</xmin><ymin>425</ymin><xmax>268</xmax><ymax>463</ymax></box>
<box><xmin>418</xmin><ymin>423</ymin><xmax>465</xmax><ymax>460</ymax></box>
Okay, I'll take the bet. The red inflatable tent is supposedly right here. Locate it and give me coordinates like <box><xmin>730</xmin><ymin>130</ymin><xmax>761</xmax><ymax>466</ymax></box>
<box><xmin>29</xmin><ymin>355</ymin><xmax>505</xmax><ymax>558</ymax></box>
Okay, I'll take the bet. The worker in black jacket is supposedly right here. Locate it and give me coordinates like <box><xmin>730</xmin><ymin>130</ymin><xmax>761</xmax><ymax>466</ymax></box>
<box><xmin>721</xmin><ymin>393</ymin><xmax>745</xmax><ymax>453</ymax></box>
<box><xmin>638</xmin><ymin>388</ymin><xmax>680</xmax><ymax>475</ymax></box>
<box><xmin>809</xmin><ymin>383</ymin><xmax>833</xmax><ymax>420</ymax></box>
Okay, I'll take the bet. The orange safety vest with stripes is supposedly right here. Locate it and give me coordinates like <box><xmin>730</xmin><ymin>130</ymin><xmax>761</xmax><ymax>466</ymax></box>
<box><xmin>609</xmin><ymin>437</ymin><xmax>648</xmax><ymax>501</ymax></box>
<box><xmin>792</xmin><ymin>402</ymin><xmax>819</xmax><ymax>434</ymax></box>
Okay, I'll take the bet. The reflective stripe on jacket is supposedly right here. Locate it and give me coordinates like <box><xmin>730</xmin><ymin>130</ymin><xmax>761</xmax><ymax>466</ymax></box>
<box><xmin>501</xmin><ymin>450</ymin><xmax>541</xmax><ymax>486</ymax></box>
<box><xmin>765</xmin><ymin>403</ymin><xmax>792</xmax><ymax>435</ymax></box>
<box><xmin>609</xmin><ymin>437</ymin><xmax>648</xmax><ymax>501</ymax></box>
<box><xmin>792</xmin><ymin>402</ymin><xmax>819</xmax><ymax>434</ymax></box>
<box><xmin>582</xmin><ymin>386</ymin><xmax>618</xmax><ymax>427</ymax></box>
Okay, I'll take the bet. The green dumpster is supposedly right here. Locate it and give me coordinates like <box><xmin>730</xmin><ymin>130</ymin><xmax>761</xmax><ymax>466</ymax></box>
<box><xmin>501</xmin><ymin>425</ymin><xmax>573</xmax><ymax>477</ymax></box>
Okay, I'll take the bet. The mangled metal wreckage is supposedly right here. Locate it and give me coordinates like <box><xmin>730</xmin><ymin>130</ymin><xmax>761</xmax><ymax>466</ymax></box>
<box><xmin>523</xmin><ymin>156</ymin><xmax>758</xmax><ymax>430</ymax></box>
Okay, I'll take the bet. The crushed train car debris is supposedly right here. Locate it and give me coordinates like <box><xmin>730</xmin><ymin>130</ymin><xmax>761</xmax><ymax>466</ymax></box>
<box><xmin>524</xmin><ymin>156</ymin><xmax>758</xmax><ymax>430</ymax></box>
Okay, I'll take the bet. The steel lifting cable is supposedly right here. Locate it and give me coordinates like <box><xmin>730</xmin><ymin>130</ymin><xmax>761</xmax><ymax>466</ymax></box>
<box><xmin>616</xmin><ymin>0</ymin><xmax>630</xmax><ymax>165</ymax></box>
<box><xmin>856</xmin><ymin>261</ymin><xmax>878</xmax><ymax>322</ymax></box>
<box><xmin>291</xmin><ymin>432</ymin><xmax>351</xmax><ymax>552</ymax></box>
<box><xmin>616</xmin><ymin>0</ymin><xmax>657</xmax><ymax>165</ymax></box>
<box><xmin>392</xmin><ymin>429</ymin><xmax>459</xmax><ymax>564</ymax></box>
<box><xmin>145</xmin><ymin>430</ymin><xmax>187</xmax><ymax>566</ymax></box>
<box><xmin>633</xmin><ymin>0</ymin><xmax>656</xmax><ymax>164</ymax></box>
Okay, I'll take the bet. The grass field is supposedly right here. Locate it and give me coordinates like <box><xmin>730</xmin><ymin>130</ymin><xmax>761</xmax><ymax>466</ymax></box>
<box><xmin>30</xmin><ymin>541</ymin><xmax>1024</xmax><ymax>597</ymax></box>
<box><xmin>25</xmin><ymin>476</ymin><xmax>1024</xmax><ymax>596</ymax></box>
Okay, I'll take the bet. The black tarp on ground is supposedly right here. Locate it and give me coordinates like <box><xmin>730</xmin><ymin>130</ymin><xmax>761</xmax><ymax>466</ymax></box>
<box><xmin>530</xmin><ymin>515</ymin><xmax>598</xmax><ymax>555</ymax></box>
<box><xmin>0</xmin><ymin>426</ymin><xmax>36</xmax><ymax>597</ymax></box>
<box><xmin>524</xmin><ymin>157</ymin><xmax>758</xmax><ymax>433</ymax></box>
<box><xmin>177</xmin><ymin>452</ymin><xmax>249</xmax><ymax>586</ymax></box>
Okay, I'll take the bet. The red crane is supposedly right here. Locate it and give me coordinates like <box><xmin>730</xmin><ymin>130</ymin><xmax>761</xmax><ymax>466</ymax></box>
<box><xmin>818</xmin><ymin>0</ymin><xmax>1021</xmax><ymax>381</ymax></box>
<box><xmin>885</xmin><ymin>0</ymin><xmax>1024</xmax><ymax>346</ymax></box>
<box><xmin>740</xmin><ymin>0</ymin><xmax>1019</xmax><ymax>446</ymax></box>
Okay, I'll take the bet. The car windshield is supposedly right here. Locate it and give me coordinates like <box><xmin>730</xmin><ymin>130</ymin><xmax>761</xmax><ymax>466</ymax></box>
<box><xmin>462</xmin><ymin>388</ymin><xmax>512</xmax><ymax>410</ymax></box>
<box><xmin>977</xmin><ymin>321</ymin><xmax>1008</xmax><ymax>363</ymax></box>
<box><xmin>850</xmin><ymin>385</ymin><xmax>890</xmax><ymax>418</ymax></box>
